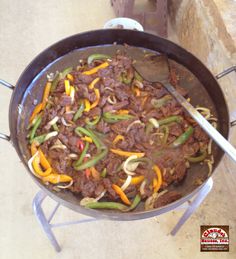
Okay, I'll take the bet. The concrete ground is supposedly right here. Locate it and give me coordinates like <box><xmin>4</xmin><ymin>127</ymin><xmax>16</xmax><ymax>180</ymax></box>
<box><xmin>0</xmin><ymin>1</ymin><xmax>235</xmax><ymax>258</ymax></box>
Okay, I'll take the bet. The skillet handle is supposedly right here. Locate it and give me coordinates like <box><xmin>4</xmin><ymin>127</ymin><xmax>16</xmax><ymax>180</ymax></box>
<box><xmin>0</xmin><ymin>79</ymin><xmax>15</xmax><ymax>141</ymax></box>
<box><xmin>215</xmin><ymin>66</ymin><xmax>236</xmax><ymax>127</ymax></box>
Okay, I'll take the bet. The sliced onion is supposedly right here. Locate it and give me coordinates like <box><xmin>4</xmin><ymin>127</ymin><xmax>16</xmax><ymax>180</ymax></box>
<box><xmin>126</xmin><ymin>120</ymin><xmax>145</xmax><ymax>133</ymax></box>
<box><xmin>207</xmin><ymin>161</ymin><xmax>213</xmax><ymax>176</ymax></box>
<box><xmin>68</xmin><ymin>153</ymin><xmax>78</xmax><ymax>159</ymax></box>
<box><xmin>61</xmin><ymin>117</ymin><xmax>73</xmax><ymax>127</ymax></box>
<box><xmin>57</xmin><ymin>180</ymin><xmax>74</xmax><ymax>189</ymax></box>
<box><xmin>140</xmin><ymin>179</ymin><xmax>147</xmax><ymax>195</ymax></box>
<box><xmin>144</xmin><ymin>190</ymin><xmax>168</xmax><ymax>210</ymax></box>
<box><xmin>107</xmin><ymin>95</ymin><xmax>117</xmax><ymax>104</ymax></box>
<box><xmin>149</xmin><ymin>118</ymin><xmax>159</xmax><ymax>128</ymax></box>
<box><xmin>121</xmin><ymin>175</ymin><xmax>132</xmax><ymax>191</ymax></box>
<box><xmin>85</xmin><ymin>154</ymin><xmax>91</xmax><ymax>158</ymax></box>
<box><xmin>207</xmin><ymin>139</ymin><xmax>213</xmax><ymax>155</ymax></box>
<box><xmin>50</xmin><ymin>144</ymin><xmax>67</xmax><ymax>150</ymax></box>
<box><xmin>104</xmin><ymin>87</ymin><xmax>114</xmax><ymax>92</ymax></box>
<box><xmin>44</xmin><ymin>131</ymin><xmax>58</xmax><ymax>141</ymax></box>
<box><xmin>80</xmin><ymin>190</ymin><xmax>106</xmax><ymax>206</ymax></box>
<box><xmin>123</xmin><ymin>155</ymin><xmax>140</xmax><ymax>175</ymax></box>
<box><xmin>27</xmin><ymin>152</ymin><xmax>41</xmax><ymax>178</ymax></box>
<box><xmin>95</xmin><ymin>190</ymin><xmax>106</xmax><ymax>201</ymax></box>
<box><xmin>196</xmin><ymin>107</ymin><xmax>211</xmax><ymax>119</ymax></box>
<box><xmin>65</xmin><ymin>110</ymin><xmax>75</xmax><ymax>114</ymax></box>
<box><xmin>70</xmin><ymin>86</ymin><xmax>75</xmax><ymax>103</ymax></box>
<box><xmin>133</xmin><ymin>79</ymin><xmax>143</xmax><ymax>89</ymax></box>
<box><xmin>47</xmin><ymin>116</ymin><xmax>59</xmax><ymax>126</ymax></box>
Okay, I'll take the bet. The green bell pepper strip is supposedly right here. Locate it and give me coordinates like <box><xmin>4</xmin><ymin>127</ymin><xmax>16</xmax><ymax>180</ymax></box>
<box><xmin>160</xmin><ymin>125</ymin><xmax>169</xmax><ymax>145</ymax></box>
<box><xmin>50</xmin><ymin>73</ymin><xmax>60</xmax><ymax>92</ymax></box>
<box><xmin>85</xmin><ymin>115</ymin><xmax>101</xmax><ymax>126</ymax></box>
<box><xmin>75</xmin><ymin>126</ymin><xmax>103</xmax><ymax>149</ymax></box>
<box><xmin>85</xmin><ymin>201</ymin><xmax>128</xmax><ymax>211</ymax></box>
<box><xmin>100</xmin><ymin>168</ymin><xmax>107</xmax><ymax>178</ymax></box>
<box><xmin>60</xmin><ymin>67</ymin><xmax>73</xmax><ymax>79</ymax></box>
<box><xmin>122</xmin><ymin>70</ymin><xmax>133</xmax><ymax>85</ymax></box>
<box><xmin>52</xmin><ymin>123</ymin><xmax>59</xmax><ymax>131</ymax></box>
<box><xmin>29</xmin><ymin>116</ymin><xmax>42</xmax><ymax>141</ymax></box>
<box><xmin>151</xmin><ymin>95</ymin><xmax>172</xmax><ymax>108</ymax></box>
<box><xmin>30</xmin><ymin>133</ymin><xmax>47</xmax><ymax>145</ymax></box>
<box><xmin>134</xmin><ymin>71</ymin><xmax>143</xmax><ymax>82</ymax></box>
<box><xmin>171</xmin><ymin>126</ymin><xmax>194</xmax><ymax>148</ymax></box>
<box><xmin>74</xmin><ymin>142</ymin><xmax>90</xmax><ymax>167</ymax></box>
<box><xmin>145</xmin><ymin>122</ymin><xmax>154</xmax><ymax>135</ymax></box>
<box><xmin>87</xmin><ymin>54</ymin><xmax>111</xmax><ymax>65</ymax></box>
<box><xmin>156</xmin><ymin>115</ymin><xmax>183</xmax><ymax>127</ymax></box>
<box><xmin>73</xmin><ymin>102</ymin><xmax>85</xmax><ymax>122</ymax></box>
<box><xmin>187</xmin><ymin>149</ymin><xmax>207</xmax><ymax>163</ymax></box>
<box><xmin>74</xmin><ymin>148</ymin><xmax>108</xmax><ymax>171</ymax></box>
<box><xmin>103</xmin><ymin>112</ymin><xmax>134</xmax><ymax>123</ymax></box>
<box><xmin>123</xmin><ymin>194</ymin><xmax>141</xmax><ymax>212</ymax></box>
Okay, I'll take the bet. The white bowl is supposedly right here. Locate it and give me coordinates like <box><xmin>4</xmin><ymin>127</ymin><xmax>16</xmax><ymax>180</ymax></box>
<box><xmin>103</xmin><ymin>17</ymin><xmax>144</xmax><ymax>31</ymax></box>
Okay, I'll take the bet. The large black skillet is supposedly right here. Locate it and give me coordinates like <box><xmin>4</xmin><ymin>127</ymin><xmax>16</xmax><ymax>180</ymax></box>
<box><xmin>0</xmin><ymin>29</ymin><xmax>235</xmax><ymax>220</ymax></box>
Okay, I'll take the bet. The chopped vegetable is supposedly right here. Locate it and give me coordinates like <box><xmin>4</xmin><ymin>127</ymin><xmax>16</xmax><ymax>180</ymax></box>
<box><xmin>42</xmin><ymin>173</ymin><xmax>72</xmax><ymax>184</ymax></box>
<box><xmin>110</xmin><ymin>149</ymin><xmax>145</xmax><ymax>158</ymax></box>
<box><xmin>84</xmin><ymin>99</ymin><xmax>91</xmax><ymax>112</ymax></box>
<box><xmin>112</xmin><ymin>184</ymin><xmax>131</xmax><ymax>205</ymax></box>
<box><xmin>100</xmin><ymin>168</ymin><xmax>107</xmax><ymax>178</ymax></box>
<box><xmin>74</xmin><ymin>142</ymin><xmax>89</xmax><ymax>167</ymax></box>
<box><xmin>103</xmin><ymin>112</ymin><xmax>134</xmax><ymax>123</ymax></box>
<box><xmin>73</xmin><ymin>102</ymin><xmax>85</xmax><ymax>121</ymax></box>
<box><xmin>123</xmin><ymin>194</ymin><xmax>141</xmax><ymax>212</ymax></box>
<box><xmin>60</xmin><ymin>67</ymin><xmax>73</xmax><ymax>79</ymax></box>
<box><xmin>84</xmin><ymin>201</ymin><xmax>128</xmax><ymax>211</ymax></box>
<box><xmin>187</xmin><ymin>149</ymin><xmax>207</xmax><ymax>163</ymax></box>
<box><xmin>29</xmin><ymin>115</ymin><xmax>42</xmax><ymax>141</ymax></box>
<box><xmin>152</xmin><ymin>165</ymin><xmax>162</xmax><ymax>193</ymax></box>
<box><xmin>29</xmin><ymin>103</ymin><xmax>43</xmax><ymax>123</ymax></box>
<box><xmin>87</xmin><ymin>54</ymin><xmax>111</xmax><ymax>65</ymax></box>
<box><xmin>81</xmin><ymin>136</ymin><xmax>93</xmax><ymax>143</ymax></box>
<box><xmin>171</xmin><ymin>126</ymin><xmax>194</xmax><ymax>148</ymax></box>
<box><xmin>32</xmin><ymin>154</ymin><xmax>52</xmax><ymax>177</ymax></box>
<box><xmin>90</xmin><ymin>88</ymin><xmax>100</xmax><ymax>109</ymax></box>
<box><xmin>82</xmin><ymin>62</ymin><xmax>109</xmax><ymax>75</ymax></box>
<box><xmin>64</xmin><ymin>80</ymin><xmax>71</xmax><ymax>95</ymax></box>
<box><xmin>113</xmin><ymin>135</ymin><xmax>124</xmax><ymax>145</ymax></box>
<box><xmin>42</xmin><ymin>82</ymin><xmax>52</xmax><ymax>109</ymax></box>
<box><xmin>120</xmin><ymin>175</ymin><xmax>132</xmax><ymax>191</ymax></box>
<box><xmin>131</xmin><ymin>175</ymin><xmax>145</xmax><ymax>185</ymax></box>
<box><xmin>151</xmin><ymin>95</ymin><xmax>172</xmax><ymax>108</ymax></box>
<box><xmin>88</xmin><ymin>77</ymin><xmax>100</xmax><ymax>89</ymax></box>
<box><xmin>67</xmin><ymin>73</ymin><xmax>74</xmax><ymax>82</ymax></box>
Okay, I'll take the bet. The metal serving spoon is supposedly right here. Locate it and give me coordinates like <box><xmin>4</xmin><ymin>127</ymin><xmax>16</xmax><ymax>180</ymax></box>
<box><xmin>133</xmin><ymin>54</ymin><xmax>236</xmax><ymax>162</ymax></box>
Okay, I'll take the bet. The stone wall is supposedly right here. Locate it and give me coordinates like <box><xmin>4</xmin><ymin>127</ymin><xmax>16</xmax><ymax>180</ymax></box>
<box><xmin>168</xmin><ymin>0</ymin><xmax>236</xmax><ymax>123</ymax></box>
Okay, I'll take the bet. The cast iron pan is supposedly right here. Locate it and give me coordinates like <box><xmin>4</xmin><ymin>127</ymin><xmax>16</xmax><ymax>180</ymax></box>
<box><xmin>2</xmin><ymin>29</ymin><xmax>230</xmax><ymax>220</ymax></box>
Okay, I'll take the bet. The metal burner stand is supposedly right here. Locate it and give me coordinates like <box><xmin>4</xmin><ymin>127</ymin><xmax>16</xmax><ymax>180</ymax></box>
<box><xmin>32</xmin><ymin>177</ymin><xmax>213</xmax><ymax>252</ymax></box>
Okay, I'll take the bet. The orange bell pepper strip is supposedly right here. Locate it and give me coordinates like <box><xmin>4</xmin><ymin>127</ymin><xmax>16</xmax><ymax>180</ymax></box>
<box><xmin>112</xmin><ymin>135</ymin><xmax>124</xmax><ymax>145</ymax></box>
<box><xmin>42</xmin><ymin>174</ymin><xmax>72</xmax><ymax>184</ymax></box>
<box><xmin>90</xmin><ymin>88</ymin><xmax>100</xmax><ymax>109</ymax></box>
<box><xmin>116</xmin><ymin>109</ymin><xmax>129</xmax><ymax>115</ymax></box>
<box><xmin>110</xmin><ymin>149</ymin><xmax>145</xmax><ymax>158</ymax></box>
<box><xmin>38</xmin><ymin>149</ymin><xmax>51</xmax><ymax>170</ymax></box>
<box><xmin>88</xmin><ymin>77</ymin><xmax>100</xmax><ymax>90</ymax></box>
<box><xmin>41</xmin><ymin>82</ymin><xmax>51</xmax><ymax>109</ymax></box>
<box><xmin>29</xmin><ymin>103</ymin><xmax>43</xmax><ymax>123</ymax></box>
<box><xmin>152</xmin><ymin>165</ymin><xmax>162</xmax><ymax>193</ymax></box>
<box><xmin>112</xmin><ymin>184</ymin><xmax>131</xmax><ymax>205</ymax></box>
<box><xmin>32</xmin><ymin>154</ymin><xmax>52</xmax><ymax>177</ymax></box>
<box><xmin>131</xmin><ymin>175</ymin><xmax>145</xmax><ymax>185</ymax></box>
<box><xmin>31</xmin><ymin>141</ymin><xmax>38</xmax><ymax>156</ymax></box>
<box><xmin>90</xmin><ymin>166</ymin><xmax>100</xmax><ymax>180</ymax></box>
<box><xmin>82</xmin><ymin>62</ymin><xmax>109</xmax><ymax>75</ymax></box>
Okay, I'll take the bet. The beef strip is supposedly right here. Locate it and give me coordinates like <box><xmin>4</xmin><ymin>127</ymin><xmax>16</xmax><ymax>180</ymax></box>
<box><xmin>154</xmin><ymin>191</ymin><xmax>182</xmax><ymax>208</ymax></box>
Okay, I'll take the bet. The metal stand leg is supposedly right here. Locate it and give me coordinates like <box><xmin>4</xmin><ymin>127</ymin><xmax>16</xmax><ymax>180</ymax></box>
<box><xmin>32</xmin><ymin>178</ymin><xmax>213</xmax><ymax>252</ymax></box>
<box><xmin>170</xmin><ymin>177</ymin><xmax>213</xmax><ymax>235</ymax></box>
<box><xmin>32</xmin><ymin>190</ymin><xmax>99</xmax><ymax>252</ymax></box>
<box><xmin>32</xmin><ymin>191</ymin><xmax>62</xmax><ymax>252</ymax></box>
